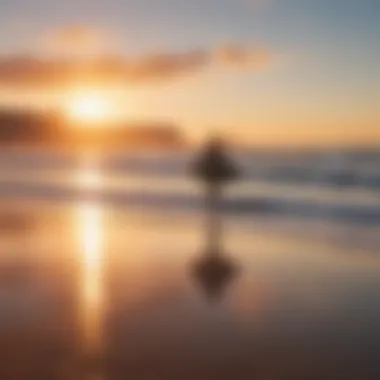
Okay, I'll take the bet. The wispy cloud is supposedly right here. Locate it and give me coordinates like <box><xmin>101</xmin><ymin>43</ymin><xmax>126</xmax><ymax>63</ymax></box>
<box><xmin>0</xmin><ymin>46</ymin><xmax>274</xmax><ymax>91</ymax></box>
<box><xmin>40</xmin><ymin>25</ymin><xmax>109</xmax><ymax>56</ymax></box>
<box><xmin>217</xmin><ymin>45</ymin><xmax>272</xmax><ymax>68</ymax></box>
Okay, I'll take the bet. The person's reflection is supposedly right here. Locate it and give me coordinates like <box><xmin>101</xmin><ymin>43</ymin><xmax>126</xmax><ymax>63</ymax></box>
<box><xmin>76</xmin><ymin>161</ymin><xmax>105</xmax><ymax>379</ymax></box>
<box><xmin>192</xmin><ymin>249</ymin><xmax>238</xmax><ymax>301</ymax></box>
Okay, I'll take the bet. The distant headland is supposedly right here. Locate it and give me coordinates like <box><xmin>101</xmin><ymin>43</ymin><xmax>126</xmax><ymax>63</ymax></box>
<box><xmin>0</xmin><ymin>109</ymin><xmax>186</xmax><ymax>150</ymax></box>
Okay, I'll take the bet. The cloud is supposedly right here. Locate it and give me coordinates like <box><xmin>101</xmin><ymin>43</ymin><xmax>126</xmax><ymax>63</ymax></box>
<box><xmin>0</xmin><ymin>46</ymin><xmax>273</xmax><ymax>91</ymax></box>
<box><xmin>42</xmin><ymin>25</ymin><xmax>107</xmax><ymax>55</ymax></box>
<box><xmin>217</xmin><ymin>45</ymin><xmax>272</xmax><ymax>68</ymax></box>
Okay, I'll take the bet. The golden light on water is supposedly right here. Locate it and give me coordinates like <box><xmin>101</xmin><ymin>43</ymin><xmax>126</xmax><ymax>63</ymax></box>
<box><xmin>81</xmin><ymin>203</ymin><xmax>103</xmax><ymax>276</ymax></box>
<box><xmin>76</xmin><ymin>161</ymin><xmax>105</xmax><ymax>369</ymax></box>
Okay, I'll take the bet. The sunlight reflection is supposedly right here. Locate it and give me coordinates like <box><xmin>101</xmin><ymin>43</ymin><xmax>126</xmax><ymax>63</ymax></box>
<box><xmin>82</xmin><ymin>204</ymin><xmax>103</xmax><ymax>274</ymax></box>
<box><xmin>76</xmin><ymin>160</ymin><xmax>105</xmax><ymax>376</ymax></box>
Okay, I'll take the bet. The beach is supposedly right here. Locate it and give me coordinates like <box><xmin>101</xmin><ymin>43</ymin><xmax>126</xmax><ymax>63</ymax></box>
<box><xmin>1</xmin><ymin>148</ymin><xmax>380</xmax><ymax>379</ymax></box>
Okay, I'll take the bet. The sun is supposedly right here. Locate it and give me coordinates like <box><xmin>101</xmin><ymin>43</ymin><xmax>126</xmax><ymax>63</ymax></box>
<box><xmin>66</xmin><ymin>93</ymin><xmax>113</xmax><ymax>124</ymax></box>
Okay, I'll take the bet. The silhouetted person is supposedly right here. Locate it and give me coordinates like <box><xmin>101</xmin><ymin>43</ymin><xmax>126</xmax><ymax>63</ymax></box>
<box><xmin>192</xmin><ymin>138</ymin><xmax>238</xmax><ymax>254</ymax></box>
<box><xmin>191</xmin><ymin>138</ymin><xmax>240</xmax><ymax>301</ymax></box>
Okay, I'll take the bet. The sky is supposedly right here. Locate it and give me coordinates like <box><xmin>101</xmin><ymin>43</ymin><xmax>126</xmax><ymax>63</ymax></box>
<box><xmin>0</xmin><ymin>0</ymin><xmax>379</xmax><ymax>146</ymax></box>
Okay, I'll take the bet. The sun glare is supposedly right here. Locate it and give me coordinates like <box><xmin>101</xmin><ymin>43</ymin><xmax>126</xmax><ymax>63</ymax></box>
<box><xmin>67</xmin><ymin>93</ymin><xmax>113</xmax><ymax>124</ymax></box>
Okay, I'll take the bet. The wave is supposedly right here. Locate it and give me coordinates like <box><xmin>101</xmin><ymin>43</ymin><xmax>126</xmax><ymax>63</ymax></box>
<box><xmin>1</xmin><ymin>149</ymin><xmax>379</xmax><ymax>226</ymax></box>
<box><xmin>1</xmin><ymin>180</ymin><xmax>379</xmax><ymax>226</ymax></box>
<box><xmin>1</xmin><ymin>149</ymin><xmax>379</xmax><ymax>191</ymax></box>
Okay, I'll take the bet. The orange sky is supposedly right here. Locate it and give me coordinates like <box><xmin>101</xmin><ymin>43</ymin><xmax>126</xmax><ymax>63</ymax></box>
<box><xmin>0</xmin><ymin>0</ymin><xmax>379</xmax><ymax>146</ymax></box>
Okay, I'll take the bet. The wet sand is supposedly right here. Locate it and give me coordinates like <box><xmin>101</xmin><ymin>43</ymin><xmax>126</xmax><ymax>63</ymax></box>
<box><xmin>1</xmin><ymin>198</ymin><xmax>380</xmax><ymax>379</ymax></box>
